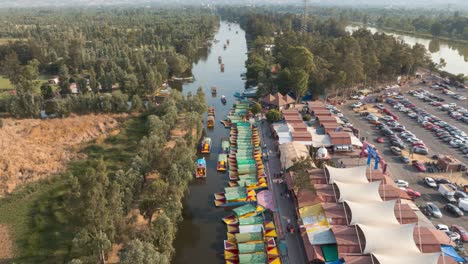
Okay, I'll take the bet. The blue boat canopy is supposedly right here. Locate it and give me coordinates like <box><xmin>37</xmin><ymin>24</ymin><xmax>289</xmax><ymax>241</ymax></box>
<box><xmin>441</xmin><ymin>244</ymin><xmax>464</xmax><ymax>262</ymax></box>
<box><xmin>197</xmin><ymin>158</ymin><xmax>206</xmax><ymax>167</ymax></box>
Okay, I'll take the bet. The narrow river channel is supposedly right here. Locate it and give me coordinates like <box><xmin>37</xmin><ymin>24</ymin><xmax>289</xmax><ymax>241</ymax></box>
<box><xmin>346</xmin><ymin>25</ymin><xmax>468</xmax><ymax>76</ymax></box>
<box><xmin>172</xmin><ymin>21</ymin><xmax>248</xmax><ymax>264</ymax></box>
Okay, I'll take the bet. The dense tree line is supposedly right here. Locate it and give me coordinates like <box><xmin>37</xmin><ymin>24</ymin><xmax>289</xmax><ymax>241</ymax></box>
<box><xmin>219</xmin><ymin>8</ymin><xmax>430</xmax><ymax>99</ymax></box>
<box><xmin>33</xmin><ymin>89</ymin><xmax>206</xmax><ymax>264</ymax></box>
<box><xmin>0</xmin><ymin>8</ymin><xmax>217</xmax><ymax>117</ymax></box>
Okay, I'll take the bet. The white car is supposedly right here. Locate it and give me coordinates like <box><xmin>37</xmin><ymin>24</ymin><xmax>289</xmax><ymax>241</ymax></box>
<box><xmin>436</xmin><ymin>224</ymin><xmax>449</xmax><ymax>231</ymax></box>
<box><xmin>394</xmin><ymin>180</ymin><xmax>409</xmax><ymax>188</ymax></box>
<box><xmin>456</xmin><ymin>96</ymin><xmax>466</xmax><ymax>100</ymax></box>
<box><xmin>424</xmin><ymin>177</ymin><xmax>437</xmax><ymax>188</ymax></box>
<box><xmin>445</xmin><ymin>231</ymin><xmax>461</xmax><ymax>241</ymax></box>
<box><xmin>351</xmin><ymin>102</ymin><xmax>363</xmax><ymax>108</ymax></box>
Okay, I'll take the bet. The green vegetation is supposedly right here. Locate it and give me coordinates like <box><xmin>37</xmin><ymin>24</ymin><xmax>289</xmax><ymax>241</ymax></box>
<box><xmin>266</xmin><ymin>109</ymin><xmax>281</xmax><ymax>122</ymax></box>
<box><xmin>0</xmin><ymin>8</ymin><xmax>217</xmax><ymax>117</ymax></box>
<box><xmin>0</xmin><ymin>88</ymin><xmax>206</xmax><ymax>263</ymax></box>
<box><xmin>219</xmin><ymin>8</ymin><xmax>430</xmax><ymax>99</ymax></box>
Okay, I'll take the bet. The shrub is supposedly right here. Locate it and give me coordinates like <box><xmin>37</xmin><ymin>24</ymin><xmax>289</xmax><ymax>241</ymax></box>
<box><xmin>266</xmin><ymin>109</ymin><xmax>281</xmax><ymax>122</ymax></box>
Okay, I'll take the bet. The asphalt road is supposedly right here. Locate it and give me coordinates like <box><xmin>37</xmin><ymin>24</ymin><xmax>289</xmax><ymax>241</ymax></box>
<box><xmin>339</xmin><ymin>101</ymin><xmax>467</xmax><ymax>253</ymax></box>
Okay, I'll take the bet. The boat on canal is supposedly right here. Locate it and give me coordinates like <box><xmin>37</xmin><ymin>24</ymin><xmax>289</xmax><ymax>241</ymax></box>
<box><xmin>211</xmin><ymin>86</ymin><xmax>217</xmax><ymax>95</ymax></box>
<box><xmin>221</xmin><ymin>95</ymin><xmax>227</xmax><ymax>104</ymax></box>
<box><xmin>221</xmin><ymin>63</ymin><xmax>225</xmax><ymax>72</ymax></box>
<box><xmin>223</xmin><ymin>44</ymin><xmax>227</xmax><ymax>49</ymax></box>
<box><xmin>207</xmin><ymin>116</ymin><xmax>215</xmax><ymax>128</ymax></box>
<box><xmin>242</xmin><ymin>86</ymin><xmax>258</xmax><ymax>98</ymax></box>
<box><xmin>218</xmin><ymin>56</ymin><xmax>222</xmax><ymax>64</ymax></box>
<box><xmin>195</xmin><ymin>158</ymin><xmax>207</xmax><ymax>178</ymax></box>
<box><xmin>200</xmin><ymin>137</ymin><xmax>212</xmax><ymax>153</ymax></box>
<box><xmin>233</xmin><ymin>92</ymin><xmax>244</xmax><ymax>99</ymax></box>
<box><xmin>217</xmin><ymin>154</ymin><xmax>228</xmax><ymax>171</ymax></box>
<box><xmin>208</xmin><ymin>106</ymin><xmax>215</xmax><ymax>116</ymax></box>
<box><xmin>214</xmin><ymin>186</ymin><xmax>257</xmax><ymax>207</ymax></box>
<box><xmin>220</xmin><ymin>118</ymin><xmax>232</xmax><ymax>128</ymax></box>
<box><xmin>221</xmin><ymin>138</ymin><xmax>230</xmax><ymax>153</ymax></box>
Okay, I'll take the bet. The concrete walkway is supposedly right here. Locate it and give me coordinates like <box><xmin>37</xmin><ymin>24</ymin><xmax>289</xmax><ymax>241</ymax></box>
<box><xmin>258</xmin><ymin>119</ymin><xmax>309</xmax><ymax>264</ymax></box>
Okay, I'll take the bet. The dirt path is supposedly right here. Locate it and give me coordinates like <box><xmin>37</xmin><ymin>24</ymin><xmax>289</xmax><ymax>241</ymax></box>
<box><xmin>0</xmin><ymin>225</ymin><xmax>14</xmax><ymax>263</ymax></box>
<box><xmin>0</xmin><ymin>114</ymin><xmax>126</xmax><ymax>195</ymax></box>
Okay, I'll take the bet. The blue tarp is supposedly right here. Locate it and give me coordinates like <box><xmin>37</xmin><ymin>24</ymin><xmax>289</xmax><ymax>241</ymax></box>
<box><xmin>441</xmin><ymin>244</ymin><xmax>464</xmax><ymax>262</ymax></box>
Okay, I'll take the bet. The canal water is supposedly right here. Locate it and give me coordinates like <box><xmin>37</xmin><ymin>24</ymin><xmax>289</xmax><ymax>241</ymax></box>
<box><xmin>346</xmin><ymin>25</ymin><xmax>468</xmax><ymax>76</ymax></box>
<box><xmin>172</xmin><ymin>21</ymin><xmax>247</xmax><ymax>264</ymax></box>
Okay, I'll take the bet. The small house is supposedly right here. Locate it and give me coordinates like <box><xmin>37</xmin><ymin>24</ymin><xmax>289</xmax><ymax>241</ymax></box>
<box><xmin>328</xmin><ymin>131</ymin><xmax>352</xmax><ymax>152</ymax></box>
<box><xmin>260</xmin><ymin>92</ymin><xmax>295</xmax><ymax>110</ymax></box>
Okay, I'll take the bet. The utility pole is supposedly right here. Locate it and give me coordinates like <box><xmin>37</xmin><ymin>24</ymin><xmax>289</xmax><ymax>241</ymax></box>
<box><xmin>301</xmin><ymin>0</ymin><xmax>308</xmax><ymax>33</ymax></box>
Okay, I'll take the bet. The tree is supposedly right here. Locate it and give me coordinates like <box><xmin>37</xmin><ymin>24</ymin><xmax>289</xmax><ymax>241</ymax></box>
<box><xmin>290</xmin><ymin>69</ymin><xmax>308</xmax><ymax>102</ymax></box>
<box><xmin>139</xmin><ymin>179</ymin><xmax>170</xmax><ymax>224</ymax></box>
<box><xmin>431</xmin><ymin>22</ymin><xmax>443</xmax><ymax>36</ymax></box>
<box><xmin>59</xmin><ymin>64</ymin><xmax>71</xmax><ymax>96</ymax></box>
<box><xmin>289</xmin><ymin>157</ymin><xmax>314</xmax><ymax>192</ymax></box>
<box><xmin>166</xmin><ymin>53</ymin><xmax>190</xmax><ymax>77</ymax></box>
<box><xmin>250</xmin><ymin>102</ymin><xmax>262</xmax><ymax>115</ymax></box>
<box><xmin>266</xmin><ymin>109</ymin><xmax>281</xmax><ymax>123</ymax></box>
<box><xmin>89</xmin><ymin>68</ymin><xmax>99</xmax><ymax>93</ymax></box>
<box><xmin>76</xmin><ymin>78</ymin><xmax>88</xmax><ymax>94</ymax></box>
<box><xmin>3</xmin><ymin>51</ymin><xmax>22</xmax><ymax>85</ymax></box>
<box><xmin>150</xmin><ymin>213</ymin><xmax>175</xmax><ymax>257</ymax></box>
<box><xmin>131</xmin><ymin>95</ymin><xmax>144</xmax><ymax>112</ymax></box>
<box><xmin>120</xmin><ymin>240</ymin><xmax>169</xmax><ymax>264</ymax></box>
<box><xmin>40</xmin><ymin>83</ymin><xmax>54</xmax><ymax>100</ymax></box>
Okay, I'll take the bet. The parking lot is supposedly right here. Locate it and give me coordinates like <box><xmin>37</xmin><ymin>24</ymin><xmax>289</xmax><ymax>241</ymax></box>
<box><xmin>340</xmin><ymin>101</ymin><xmax>468</xmax><ymax>251</ymax></box>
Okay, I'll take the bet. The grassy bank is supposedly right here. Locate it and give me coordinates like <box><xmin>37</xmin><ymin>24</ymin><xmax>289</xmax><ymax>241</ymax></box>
<box><xmin>0</xmin><ymin>114</ymin><xmax>147</xmax><ymax>263</ymax></box>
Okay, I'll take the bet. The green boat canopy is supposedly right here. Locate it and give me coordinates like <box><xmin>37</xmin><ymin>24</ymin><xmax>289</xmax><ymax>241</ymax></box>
<box><xmin>225</xmin><ymin>186</ymin><xmax>247</xmax><ymax>193</ymax></box>
<box><xmin>237</xmin><ymin>160</ymin><xmax>257</xmax><ymax>165</ymax></box>
<box><xmin>225</xmin><ymin>191</ymin><xmax>247</xmax><ymax>201</ymax></box>
<box><xmin>235</xmin><ymin>232</ymin><xmax>263</xmax><ymax>243</ymax></box>
<box><xmin>238</xmin><ymin>253</ymin><xmax>267</xmax><ymax>263</ymax></box>
<box><xmin>239</xmin><ymin>215</ymin><xmax>263</xmax><ymax>226</ymax></box>
<box><xmin>237</xmin><ymin>242</ymin><xmax>266</xmax><ymax>254</ymax></box>
<box><xmin>238</xmin><ymin>174</ymin><xmax>258</xmax><ymax>181</ymax></box>
<box><xmin>237</xmin><ymin>179</ymin><xmax>258</xmax><ymax>186</ymax></box>
<box><xmin>233</xmin><ymin>204</ymin><xmax>257</xmax><ymax>217</ymax></box>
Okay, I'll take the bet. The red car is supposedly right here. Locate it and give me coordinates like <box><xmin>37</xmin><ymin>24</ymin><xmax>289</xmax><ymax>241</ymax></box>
<box><xmin>405</xmin><ymin>188</ymin><xmax>421</xmax><ymax>199</ymax></box>
<box><xmin>412</xmin><ymin>142</ymin><xmax>426</xmax><ymax>148</ymax></box>
<box><xmin>451</xmin><ymin>225</ymin><xmax>468</xmax><ymax>242</ymax></box>
<box><xmin>412</xmin><ymin>161</ymin><xmax>427</xmax><ymax>172</ymax></box>
<box><xmin>376</xmin><ymin>137</ymin><xmax>385</xmax><ymax>143</ymax></box>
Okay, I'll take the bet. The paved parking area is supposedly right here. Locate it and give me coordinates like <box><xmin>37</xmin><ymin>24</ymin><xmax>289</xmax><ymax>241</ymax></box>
<box><xmin>339</xmin><ymin>101</ymin><xmax>467</xmax><ymax>254</ymax></box>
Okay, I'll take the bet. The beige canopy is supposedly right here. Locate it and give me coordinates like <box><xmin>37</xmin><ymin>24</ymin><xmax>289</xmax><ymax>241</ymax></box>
<box><xmin>359</xmin><ymin>223</ymin><xmax>420</xmax><ymax>254</ymax></box>
<box><xmin>373</xmin><ymin>252</ymin><xmax>440</xmax><ymax>264</ymax></box>
<box><xmin>325</xmin><ymin>165</ymin><xmax>368</xmax><ymax>184</ymax></box>
<box><xmin>346</xmin><ymin>200</ymin><xmax>399</xmax><ymax>226</ymax></box>
<box><xmin>335</xmin><ymin>181</ymin><xmax>382</xmax><ymax>203</ymax></box>
<box><xmin>279</xmin><ymin>142</ymin><xmax>313</xmax><ymax>170</ymax></box>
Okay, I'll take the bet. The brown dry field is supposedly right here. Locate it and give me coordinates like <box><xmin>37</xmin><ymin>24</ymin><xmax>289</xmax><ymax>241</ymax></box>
<box><xmin>0</xmin><ymin>114</ymin><xmax>127</xmax><ymax>196</ymax></box>
<box><xmin>0</xmin><ymin>225</ymin><xmax>13</xmax><ymax>263</ymax></box>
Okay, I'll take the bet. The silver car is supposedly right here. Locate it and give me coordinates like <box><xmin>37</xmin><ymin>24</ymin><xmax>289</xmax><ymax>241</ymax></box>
<box><xmin>426</xmin><ymin>203</ymin><xmax>442</xmax><ymax>218</ymax></box>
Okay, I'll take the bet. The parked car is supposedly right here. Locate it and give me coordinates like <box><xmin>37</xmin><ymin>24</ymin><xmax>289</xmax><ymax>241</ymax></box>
<box><xmin>445</xmin><ymin>231</ymin><xmax>461</xmax><ymax>241</ymax></box>
<box><xmin>454</xmin><ymin>191</ymin><xmax>468</xmax><ymax>200</ymax></box>
<box><xmin>412</xmin><ymin>160</ymin><xmax>427</xmax><ymax>172</ymax></box>
<box><xmin>435</xmin><ymin>178</ymin><xmax>451</xmax><ymax>185</ymax></box>
<box><xmin>426</xmin><ymin>203</ymin><xmax>443</xmax><ymax>218</ymax></box>
<box><xmin>390</xmin><ymin>146</ymin><xmax>402</xmax><ymax>155</ymax></box>
<box><xmin>436</xmin><ymin>224</ymin><xmax>449</xmax><ymax>231</ymax></box>
<box><xmin>444</xmin><ymin>204</ymin><xmax>464</xmax><ymax>217</ymax></box>
<box><xmin>451</xmin><ymin>225</ymin><xmax>468</xmax><ymax>242</ymax></box>
<box><xmin>351</xmin><ymin>102</ymin><xmax>363</xmax><ymax>108</ymax></box>
<box><xmin>376</xmin><ymin>137</ymin><xmax>385</xmax><ymax>143</ymax></box>
<box><xmin>405</xmin><ymin>188</ymin><xmax>421</xmax><ymax>199</ymax></box>
<box><xmin>400</xmin><ymin>156</ymin><xmax>410</xmax><ymax>164</ymax></box>
<box><xmin>424</xmin><ymin>177</ymin><xmax>437</xmax><ymax>188</ymax></box>
<box><xmin>412</xmin><ymin>147</ymin><xmax>428</xmax><ymax>155</ymax></box>
<box><xmin>394</xmin><ymin>179</ymin><xmax>409</xmax><ymax>188</ymax></box>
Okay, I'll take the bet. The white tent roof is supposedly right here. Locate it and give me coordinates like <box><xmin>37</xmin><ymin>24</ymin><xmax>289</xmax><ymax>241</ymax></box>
<box><xmin>278</xmin><ymin>142</ymin><xmax>312</xmax><ymax>169</ymax></box>
<box><xmin>325</xmin><ymin>165</ymin><xmax>368</xmax><ymax>184</ymax></box>
<box><xmin>359</xmin><ymin>223</ymin><xmax>420</xmax><ymax>254</ymax></box>
<box><xmin>350</xmin><ymin>133</ymin><xmax>363</xmax><ymax>147</ymax></box>
<box><xmin>335</xmin><ymin>181</ymin><xmax>382</xmax><ymax>203</ymax></box>
<box><xmin>310</xmin><ymin>128</ymin><xmax>332</xmax><ymax>147</ymax></box>
<box><xmin>277</xmin><ymin>132</ymin><xmax>292</xmax><ymax>145</ymax></box>
<box><xmin>373</xmin><ymin>252</ymin><xmax>440</xmax><ymax>264</ymax></box>
<box><xmin>346</xmin><ymin>200</ymin><xmax>399</xmax><ymax>226</ymax></box>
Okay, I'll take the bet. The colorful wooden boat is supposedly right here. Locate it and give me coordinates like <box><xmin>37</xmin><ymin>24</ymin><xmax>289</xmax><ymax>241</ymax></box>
<box><xmin>221</xmin><ymin>138</ymin><xmax>230</xmax><ymax>153</ymax></box>
<box><xmin>218</xmin><ymin>56</ymin><xmax>222</xmax><ymax>64</ymax></box>
<box><xmin>221</xmin><ymin>95</ymin><xmax>227</xmax><ymax>105</ymax></box>
<box><xmin>208</xmin><ymin>106</ymin><xmax>215</xmax><ymax>116</ymax></box>
<box><xmin>214</xmin><ymin>186</ymin><xmax>257</xmax><ymax>207</ymax></box>
<box><xmin>217</xmin><ymin>154</ymin><xmax>228</xmax><ymax>171</ymax></box>
<box><xmin>207</xmin><ymin>116</ymin><xmax>215</xmax><ymax>128</ymax></box>
<box><xmin>195</xmin><ymin>158</ymin><xmax>207</xmax><ymax>178</ymax></box>
<box><xmin>200</xmin><ymin>137</ymin><xmax>212</xmax><ymax>153</ymax></box>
